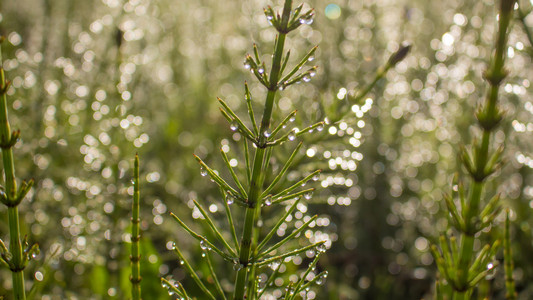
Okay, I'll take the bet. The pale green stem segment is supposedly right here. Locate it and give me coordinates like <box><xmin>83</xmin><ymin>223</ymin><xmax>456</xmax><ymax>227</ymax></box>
<box><xmin>131</xmin><ymin>154</ymin><xmax>141</xmax><ymax>300</ymax></box>
<box><xmin>232</xmin><ymin>1</ymin><xmax>293</xmax><ymax>299</ymax></box>
<box><xmin>1</xmin><ymin>40</ymin><xmax>26</xmax><ymax>300</ymax></box>
<box><xmin>504</xmin><ymin>210</ymin><xmax>517</xmax><ymax>300</ymax></box>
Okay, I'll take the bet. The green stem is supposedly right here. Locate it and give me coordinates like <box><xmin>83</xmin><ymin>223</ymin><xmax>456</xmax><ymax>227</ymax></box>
<box><xmin>8</xmin><ymin>207</ymin><xmax>25</xmax><ymax>300</ymax></box>
<box><xmin>453</xmin><ymin>291</ymin><xmax>469</xmax><ymax>300</ymax></box>
<box><xmin>504</xmin><ymin>210</ymin><xmax>517</xmax><ymax>300</ymax></box>
<box><xmin>131</xmin><ymin>155</ymin><xmax>141</xmax><ymax>300</ymax></box>
<box><xmin>233</xmin><ymin>1</ymin><xmax>293</xmax><ymax>299</ymax></box>
<box><xmin>1</xmin><ymin>44</ymin><xmax>26</xmax><ymax>300</ymax></box>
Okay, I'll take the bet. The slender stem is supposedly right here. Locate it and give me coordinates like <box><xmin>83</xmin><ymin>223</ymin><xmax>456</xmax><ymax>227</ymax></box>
<box><xmin>233</xmin><ymin>2</ymin><xmax>293</xmax><ymax>299</ymax></box>
<box><xmin>131</xmin><ymin>155</ymin><xmax>141</xmax><ymax>300</ymax></box>
<box><xmin>8</xmin><ymin>207</ymin><xmax>25</xmax><ymax>300</ymax></box>
<box><xmin>445</xmin><ymin>0</ymin><xmax>515</xmax><ymax>297</ymax></box>
<box><xmin>504</xmin><ymin>210</ymin><xmax>517</xmax><ymax>300</ymax></box>
<box><xmin>1</xmin><ymin>43</ymin><xmax>26</xmax><ymax>300</ymax></box>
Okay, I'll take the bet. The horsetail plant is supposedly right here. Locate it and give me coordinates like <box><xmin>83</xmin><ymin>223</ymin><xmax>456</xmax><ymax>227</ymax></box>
<box><xmin>430</xmin><ymin>0</ymin><xmax>516</xmax><ymax>298</ymax></box>
<box><xmin>504</xmin><ymin>210</ymin><xmax>517</xmax><ymax>300</ymax></box>
<box><xmin>131</xmin><ymin>154</ymin><xmax>142</xmax><ymax>300</ymax></box>
<box><xmin>0</xmin><ymin>37</ymin><xmax>40</xmax><ymax>300</ymax></box>
<box><xmin>165</xmin><ymin>1</ymin><xmax>328</xmax><ymax>299</ymax></box>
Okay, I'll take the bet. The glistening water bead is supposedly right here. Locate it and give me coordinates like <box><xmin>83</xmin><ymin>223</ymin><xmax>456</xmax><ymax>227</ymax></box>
<box><xmin>200</xmin><ymin>167</ymin><xmax>207</xmax><ymax>176</ymax></box>
<box><xmin>230</xmin><ymin>120</ymin><xmax>239</xmax><ymax>131</ymax></box>
<box><xmin>288</xmin><ymin>131</ymin><xmax>296</xmax><ymax>141</ymax></box>
<box><xmin>200</xmin><ymin>240</ymin><xmax>208</xmax><ymax>250</ymax></box>
<box><xmin>316</xmin><ymin>272</ymin><xmax>328</xmax><ymax>285</ymax></box>
<box><xmin>269</xmin><ymin>259</ymin><xmax>282</xmax><ymax>270</ymax></box>
<box><xmin>264</xmin><ymin>195</ymin><xmax>272</xmax><ymax>206</ymax></box>
<box><xmin>299</xmin><ymin>16</ymin><xmax>314</xmax><ymax>25</ymax></box>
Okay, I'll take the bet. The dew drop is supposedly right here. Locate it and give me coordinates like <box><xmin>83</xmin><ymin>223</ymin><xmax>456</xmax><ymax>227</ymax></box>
<box><xmin>316</xmin><ymin>272</ymin><xmax>328</xmax><ymax>285</ymax></box>
<box><xmin>299</xmin><ymin>15</ymin><xmax>314</xmax><ymax>25</ymax></box>
<box><xmin>316</xmin><ymin>243</ymin><xmax>327</xmax><ymax>253</ymax></box>
<box><xmin>288</xmin><ymin>131</ymin><xmax>296</xmax><ymax>141</ymax></box>
<box><xmin>233</xmin><ymin>263</ymin><xmax>244</xmax><ymax>271</ymax></box>
<box><xmin>179</xmin><ymin>260</ymin><xmax>185</xmax><ymax>265</ymax></box>
<box><xmin>200</xmin><ymin>240</ymin><xmax>208</xmax><ymax>250</ymax></box>
<box><xmin>230</xmin><ymin>120</ymin><xmax>239</xmax><ymax>131</ymax></box>
<box><xmin>268</xmin><ymin>259</ymin><xmax>282</xmax><ymax>270</ymax></box>
<box><xmin>226</xmin><ymin>194</ymin><xmax>235</xmax><ymax>205</ymax></box>
<box><xmin>302</xmin><ymin>75</ymin><xmax>311</xmax><ymax>82</ymax></box>
<box><xmin>316</xmin><ymin>124</ymin><xmax>324</xmax><ymax>132</ymax></box>
<box><xmin>310</xmin><ymin>70</ymin><xmax>316</xmax><ymax>77</ymax></box>
<box><xmin>289</xmin><ymin>116</ymin><xmax>296</xmax><ymax>123</ymax></box>
<box><xmin>200</xmin><ymin>167</ymin><xmax>207</xmax><ymax>177</ymax></box>
<box><xmin>263</xmin><ymin>131</ymin><xmax>271</xmax><ymax>138</ymax></box>
<box><xmin>304</xmin><ymin>191</ymin><xmax>313</xmax><ymax>200</ymax></box>
<box><xmin>264</xmin><ymin>195</ymin><xmax>272</xmax><ymax>206</ymax></box>
<box><xmin>258</xmin><ymin>68</ymin><xmax>265</xmax><ymax>74</ymax></box>
<box><xmin>312</xmin><ymin>174</ymin><xmax>320</xmax><ymax>181</ymax></box>
<box><xmin>244</xmin><ymin>61</ymin><xmax>251</xmax><ymax>69</ymax></box>
<box><xmin>308</xmin><ymin>55</ymin><xmax>315</xmax><ymax>62</ymax></box>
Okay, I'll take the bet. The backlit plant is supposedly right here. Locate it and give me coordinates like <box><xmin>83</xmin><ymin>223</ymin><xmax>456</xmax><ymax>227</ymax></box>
<box><xmin>163</xmin><ymin>1</ymin><xmax>329</xmax><ymax>299</ymax></box>
<box><xmin>0</xmin><ymin>37</ymin><xmax>40</xmax><ymax>300</ymax></box>
<box><xmin>430</xmin><ymin>0</ymin><xmax>516</xmax><ymax>298</ymax></box>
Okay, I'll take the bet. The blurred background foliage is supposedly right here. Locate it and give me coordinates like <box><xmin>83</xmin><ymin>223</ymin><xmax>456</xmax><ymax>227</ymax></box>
<box><xmin>0</xmin><ymin>0</ymin><xmax>532</xmax><ymax>299</ymax></box>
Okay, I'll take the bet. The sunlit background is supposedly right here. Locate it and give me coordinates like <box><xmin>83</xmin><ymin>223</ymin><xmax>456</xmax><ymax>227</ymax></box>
<box><xmin>1</xmin><ymin>0</ymin><xmax>533</xmax><ymax>299</ymax></box>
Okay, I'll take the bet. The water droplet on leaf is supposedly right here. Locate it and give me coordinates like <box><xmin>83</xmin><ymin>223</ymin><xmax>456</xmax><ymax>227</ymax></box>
<box><xmin>230</xmin><ymin>120</ymin><xmax>239</xmax><ymax>131</ymax></box>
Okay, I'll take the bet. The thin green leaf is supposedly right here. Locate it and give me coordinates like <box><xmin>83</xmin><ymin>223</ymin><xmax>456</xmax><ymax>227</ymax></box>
<box><xmin>220</xmin><ymin>148</ymin><xmax>247</xmax><ymax>198</ymax></box>
<box><xmin>193</xmin><ymin>200</ymin><xmax>238</xmax><ymax>257</ymax></box>
<box><xmin>256</xmin><ymin>198</ymin><xmax>301</xmax><ymax>252</ymax></box>
<box><xmin>258</xmin><ymin>215</ymin><xmax>318</xmax><ymax>259</ymax></box>
<box><xmin>170</xmin><ymin>212</ymin><xmax>234</xmax><ymax>262</ymax></box>
<box><xmin>171</xmin><ymin>245</ymin><xmax>216</xmax><ymax>300</ymax></box>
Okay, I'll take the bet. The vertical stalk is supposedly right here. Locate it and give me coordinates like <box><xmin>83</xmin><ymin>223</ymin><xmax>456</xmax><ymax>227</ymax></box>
<box><xmin>0</xmin><ymin>40</ymin><xmax>26</xmax><ymax>300</ymax></box>
<box><xmin>504</xmin><ymin>210</ymin><xmax>516</xmax><ymax>300</ymax></box>
<box><xmin>432</xmin><ymin>1</ymin><xmax>516</xmax><ymax>298</ymax></box>
<box><xmin>233</xmin><ymin>1</ymin><xmax>293</xmax><ymax>299</ymax></box>
<box><xmin>455</xmin><ymin>0</ymin><xmax>514</xmax><ymax>294</ymax></box>
<box><xmin>131</xmin><ymin>154</ymin><xmax>142</xmax><ymax>300</ymax></box>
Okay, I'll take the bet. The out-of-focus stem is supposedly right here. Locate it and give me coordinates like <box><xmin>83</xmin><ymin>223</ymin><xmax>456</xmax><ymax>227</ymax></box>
<box><xmin>504</xmin><ymin>210</ymin><xmax>517</xmax><ymax>300</ymax></box>
<box><xmin>1</xmin><ymin>40</ymin><xmax>26</xmax><ymax>300</ymax></box>
<box><xmin>131</xmin><ymin>154</ymin><xmax>141</xmax><ymax>300</ymax></box>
